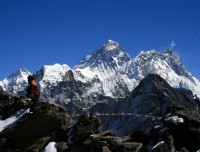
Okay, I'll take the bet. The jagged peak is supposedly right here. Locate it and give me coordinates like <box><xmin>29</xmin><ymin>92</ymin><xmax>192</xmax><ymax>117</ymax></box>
<box><xmin>103</xmin><ymin>39</ymin><xmax>119</xmax><ymax>51</ymax></box>
<box><xmin>146</xmin><ymin>50</ymin><xmax>156</xmax><ymax>54</ymax></box>
<box><xmin>136</xmin><ymin>74</ymin><xmax>166</xmax><ymax>86</ymax></box>
<box><xmin>74</xmin><ymin>40</ymin><xmax>131</xmax><ymax>70</ymax></box>
<box><xmin>163</xmin><ymin>48</ymin><xmax>174</xmax><ymax>53</ymax></box>
<box><xmin>162</xmin><ymin>48</ymin><xmax>177</xmax><ymax>56</ymax></box>
<box><xmin>34</xmin><ymin>63</ymin><xmax>71</xmax><ymax>86</ymax></box>
<box><xmin>162</xmin><ymin>48</ymin><xmax>181</xmax><ymax>62</ymax></box>
<box><xmin>138</xmin><ymin>50</ymin><xmax>156</xmax><ymax>55</ymax></box>
<box><xmin>135</xmin><ymin>49</ymin><xmax>181</xmax><ymax>62</ymax></box>
<box><xmin>7</xmin><ymin>68</ymin><xmax>31</xmax><ymax>79</ymax></box>
<box><xmin>105</xmin><ymin>39</ymin><xmax>118</xmax><ymax>44</ymax></box>
<box><xmin>131</xmin><ymin>74</ymin><xmax>198</xmax><ymax>112</ymax></box>
<box><xmin>141</xmin><ymin>74</ymin><xmax>166</xmax><ymax>83</ymax></box>
<box><xmin>0</xmin><ymin>68</ymin><xmax>31</xmax><ymax>90</ymax></box>
<box><xmin>39</xmin><ymin>63</ymin><xmax>71</xmax><ymax>76</ymax></box>
<box><xmin>15</xmin><ymin>68</ymin><xmax>30</xmax><ymax>74</ymax></box>
<box><xmin>131</xmin><ymin>74</ymin><xmax>173</xmax><ymax>98</ymax></box>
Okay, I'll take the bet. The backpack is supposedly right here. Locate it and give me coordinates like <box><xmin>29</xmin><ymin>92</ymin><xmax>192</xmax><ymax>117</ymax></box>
<box><xmin>31</xmin><ymin>81</ymin><xmax>40</xmax><ymax>97</ymax></box>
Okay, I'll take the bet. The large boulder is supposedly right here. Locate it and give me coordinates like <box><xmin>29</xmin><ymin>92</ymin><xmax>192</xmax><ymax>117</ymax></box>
<box><xmin>0</xmin><ymin>102</ymin><xmax>72</xmax><ymax>152</ymax></box>
<box><xmin>71</xmin><ymin>112</ymin><xmax>103</xmax><ymax>145</ymax></box>
<box><xmin>163</xmin><ymin>108</ymin><xmax>200</xmax><ymax>151</ymax></box>
<box><xmin>151</xmin><ymin>135</ymin><xmax>175</xmax><ymax>152</ymax></box>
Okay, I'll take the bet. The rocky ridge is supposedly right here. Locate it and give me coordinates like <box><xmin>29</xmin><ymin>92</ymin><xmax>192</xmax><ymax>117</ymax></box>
<box><xmin>90</xmin><ymin>74</ymin><xmax>199</xmax><ymax>136</ymax></box>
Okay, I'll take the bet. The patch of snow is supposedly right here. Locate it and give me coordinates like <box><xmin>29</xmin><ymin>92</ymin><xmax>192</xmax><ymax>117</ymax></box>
<box><xmin>0</xmin><ymin>108</ymin><xmax>30</xmax><ymax>132</ymax></box>
<box><xmin>112</xmin><ymin>57</ymin><xmax>120</xmax><ymax>68</ymax></box>
<box><xmin>85</xmin><ymin>54</ymin><xmax>92</xmax><ymax>60</ymax></box>
<box><xmin>75</xmin><ymin>68</ymin><xmax>97</xmax><ymax>79</ymax></box>
<box><xmin>165</xmin><ymin>116</ymin><xmax>184</xmax><ymax>124</ymax></box>
<box><xmin>43</xmin><ymin>142</ymin><xmax>57</xmax><ymax>152</ymax></box>
<box><xmin>104</xmin><ymin>40</ymin><xmax>119</xmax><ymax>51</ymax></box>
<box><xmin>152</xmin><ymin>141</ymin><xmax>164</xmax><ymax>150</ymax></box>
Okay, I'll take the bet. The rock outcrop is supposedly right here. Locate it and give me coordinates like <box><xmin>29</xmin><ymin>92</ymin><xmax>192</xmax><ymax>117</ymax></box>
<box><xmin>0</xmin><ymin>90</ymin><xmax>72</xmax><ymax>152</ymax></box>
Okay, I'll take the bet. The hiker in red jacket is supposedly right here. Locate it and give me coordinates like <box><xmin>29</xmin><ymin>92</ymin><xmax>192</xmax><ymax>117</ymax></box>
<box><xmin>26</xmin><ymin>75</ymin><xmax>40</xmax><ymax>102</ymax></box>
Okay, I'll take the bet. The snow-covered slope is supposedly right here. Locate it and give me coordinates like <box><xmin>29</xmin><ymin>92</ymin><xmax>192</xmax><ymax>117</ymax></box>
<box><xmin>0</xmin><ymin>108</ymin><xmax>30</xmax><ymax>132</ymax></box>
<box><xmin>120</xmin><ymin>49</ymin><xmax>200</xmax><ymax>97</ymax></box>
<box><xmin>74</xmin><ymin>40</ymin><xmax>131</xmax><ymax>80</ymax></box>
<box><xmin>68</xmin><ymin>40</ymin><xmax>134</xmax><ymax>99</ymax></box>
<box><xmin>34</xmin><ymin>63</ymin><xmax>71</xmax><ymax>92</ymax></box>
<box><xmin>0</xmin><ymin>68</ymin><xmax>32</xmax><ymax>94</ymax></box>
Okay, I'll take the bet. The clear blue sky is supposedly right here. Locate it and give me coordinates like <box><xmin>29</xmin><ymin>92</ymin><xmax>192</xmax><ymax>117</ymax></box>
<box><xmin>0</xmin><ymin>0</ymin><xmax>199</xmax><ymax>80</ymax></box>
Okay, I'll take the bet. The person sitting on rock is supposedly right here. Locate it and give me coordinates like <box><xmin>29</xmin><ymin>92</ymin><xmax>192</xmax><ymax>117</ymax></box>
<box><xmin>26</xmin><ymin>75</ymin><xmax>40</xmax><ymax>102</ymax></box>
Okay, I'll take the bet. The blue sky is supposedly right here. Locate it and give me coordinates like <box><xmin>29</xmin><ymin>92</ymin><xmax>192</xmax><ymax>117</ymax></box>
<box><xmin>0</xmin><ymin>0</ymin><xmax>199</xmax><ymax>80</ymax></box>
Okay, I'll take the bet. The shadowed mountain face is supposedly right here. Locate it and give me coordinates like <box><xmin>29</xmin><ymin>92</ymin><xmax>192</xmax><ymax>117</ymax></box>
<box><xmin>90</xmin><ymin>74</ymin><xmax>199</xmax><ymax>136</ymax></box>
<box><xmin>129</xmin><ymin>74</ymin><xmax>198</xmax><ymax>116</ymax></box>
<box><xmin>91</xmin><ymin>74</ymin><xmax>198</xmax><ymax>115</ymax></box>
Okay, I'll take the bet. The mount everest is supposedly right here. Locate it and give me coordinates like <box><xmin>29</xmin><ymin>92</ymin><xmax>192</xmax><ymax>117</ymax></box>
<box><xmin>0</xmin><ymin>40</ymin><xmax>200</xmax><ymax>108</ymax></box>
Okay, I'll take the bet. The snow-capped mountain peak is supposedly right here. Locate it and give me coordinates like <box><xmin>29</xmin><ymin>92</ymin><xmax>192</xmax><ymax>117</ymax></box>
<box><xmin>34</xmin><ymin>63</ymin><xmax>71</xmax><ymax>92</ymax></box>
<box><xmin>42</xmin><ymin>63</ymin><xmax>70</xmax><ymax>78</ymax></box>
<box><xmin>74</xmin><ymin>40</ymin><xmax>131</xmax><ymax>79</ymax></box>
<box><xmin>9</xmin><ymin>68</ymin><xmax>31</xmax><ymax>80</ymax></box>
<box><xmin>104</xmin><ymin>39</ymin><xmax>119</xmax><ymax>51</ymax></box>
<box><xmin>0</xmin><ymin>68</ymin><xmax>32</xmax><ymax>94</ymax></box>
<box><xmin>162</xmin><ymin>48</ymin><xmax>182</xmax><ymax>64</ymax></box>
<box><xmin>120</xmin><ymin>49</ymin><xmax>200</xmax><ymax>97</ymax></box>
<box><xmin>1</xmin><ymin>40</ymin><xmax>200</xmax><ymax>106</ymax></box>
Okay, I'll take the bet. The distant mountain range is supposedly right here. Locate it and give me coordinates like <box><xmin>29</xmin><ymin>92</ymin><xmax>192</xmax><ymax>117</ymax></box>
<box><xmin>1</xmin><ymin>40</ymin><xmax>200</xmax><ymax>150</ymax></box>
<box><xmin>0</xmin><ymin>40</ymin><xmax>200</xmax><ymax>108</ymax></box>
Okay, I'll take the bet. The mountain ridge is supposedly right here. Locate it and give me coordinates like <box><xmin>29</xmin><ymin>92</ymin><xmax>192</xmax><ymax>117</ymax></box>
<box><xmin>0</xmin><ymin>40</ymin><xmax>200</xmax><ymax>105</ymax></box>
<box><xmin>90</xmin><ymin>74</ymin><xmax>199</xmax><ymax>136</ymax></box>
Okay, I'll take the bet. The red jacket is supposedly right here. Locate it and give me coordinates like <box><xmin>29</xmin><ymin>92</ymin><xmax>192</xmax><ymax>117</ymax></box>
<box><xmin>27</xmin><ymin>81</ymin><xmax>40</xmax><ymax>97</ymax></box>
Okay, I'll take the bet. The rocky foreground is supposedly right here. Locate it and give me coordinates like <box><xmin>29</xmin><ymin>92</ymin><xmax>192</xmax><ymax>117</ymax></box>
<box><xmin>0</xmin><ymin>85</ymin><xmax>200</xmax><ymax>151</ymax></box>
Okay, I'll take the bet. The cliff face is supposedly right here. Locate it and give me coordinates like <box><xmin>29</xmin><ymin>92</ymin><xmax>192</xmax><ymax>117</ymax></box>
<box><xmin>90</xmin><ymin>74</ymin><xmax>199</xmax><ymax>136</ymax></box>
